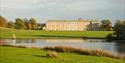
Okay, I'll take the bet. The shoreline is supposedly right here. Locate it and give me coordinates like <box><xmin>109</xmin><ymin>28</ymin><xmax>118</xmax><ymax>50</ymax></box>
<box><xmin>0</xmin><ymin>45</ymin><xmax>125</xmax><ymax>59</ymax></box>
<box><xmin>0</xmin><ymin>36</ymin><xmax>107</xmax><ymax>39</ymax></box>
<box><xmin>1</xmin><ymin>37</ymin><xmax>125</xmax><ymax>42</ymax></box>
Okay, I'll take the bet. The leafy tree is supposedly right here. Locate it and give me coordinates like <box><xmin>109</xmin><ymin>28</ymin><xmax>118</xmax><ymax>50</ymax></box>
<box><xmin>37</xmin><ymin>23</ymin><xmax>46</xmax><ymax>30</ymax></box>
<box><xmin>15</xmin><ymin>18</ymin><xmax>25</xmax><ymax>29</ymax></box>
<box><xmin>24</xmin><ymin>18</ymin><xmax>29</xmax><ymax>25</ymax></box>
<box><xmin>114</xmin><ymin>20</ymin><xmax>125</xmax><ymax>39</ymax></box>
<box><xmin>23</xmin><ymin>18</ymin><xmax>31</xmax><ymax>30</ymax></box>
<box><xmin>29</xmin><ymin>18</ymin><xmax>37</xmax><ymax>30</ymax></box>
<box><xmin>7</xmin><ymin>21</ymin><xmax>15</xmax><ymax>28</ymax></box>
<box><xmin>100</xmin><ymin>19</ymin><xmax>113</xmax><ymax>31</ymax></box>
<box><xmin>0</xmin><ymin>16</ymin><xmax>7</xmax><ymax>27</ymax></box>
<box><xmin>27</xmin><ymin>23</ymin><xmax>32</xmax><ymax>30</ymax></box>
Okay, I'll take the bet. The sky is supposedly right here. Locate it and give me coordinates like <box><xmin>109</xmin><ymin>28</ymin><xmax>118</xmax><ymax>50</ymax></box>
<box><xmin>0</xmin><ymin>0</ymin><xmax>125</xmax><ymax>23</ymax></box>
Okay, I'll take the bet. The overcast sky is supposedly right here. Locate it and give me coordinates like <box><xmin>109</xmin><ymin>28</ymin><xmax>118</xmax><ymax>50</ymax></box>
<box><xmin>0</xmin><ymin>0</ymin><xmax>125</xmax><ymax>23</ymax></box>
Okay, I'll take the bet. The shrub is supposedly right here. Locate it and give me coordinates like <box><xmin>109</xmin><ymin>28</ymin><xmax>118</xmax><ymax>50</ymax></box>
<box><xmin>1</xmin><ymin>44</ymin><xmax>16</xmax><ymax>47</ymax></box>
<box><xmin>43</xmin><ymin>46</ymin><xmax>125</xmax><ymax>59</ymax></box>
<box><xmin>16</xmin><ymin>45</ymin><xmax>26</xmax><ymax>48</ymax></box>
<box><xmin>90</xmin><ymin>48</ymin><xmax>104</xmax><ymax>56</ymax></box>
<box><xmin>46</xmin><ymin>51</ymin><xmax>58</xmax><ymax>58</ymax></box>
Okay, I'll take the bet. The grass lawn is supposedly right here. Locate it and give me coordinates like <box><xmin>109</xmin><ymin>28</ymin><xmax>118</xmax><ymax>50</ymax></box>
<box><xmin>0</xmin><ymin>27</ymin><xmax>113</xmax><ymax>39</ymax></box>
<box><xmin>0</xmin><ymin>46</ymin><xmax>125</xmax><ymax>63</ymax></box>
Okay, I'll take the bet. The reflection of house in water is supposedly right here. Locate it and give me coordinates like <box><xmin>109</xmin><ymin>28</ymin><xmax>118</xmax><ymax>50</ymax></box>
<box><xmin>44</xmin><ymin>19</ymin><xmax>99</xmax><ymax>31</ymax></box>
<box><xmin>45</xmin><ymin>38</ymin><xmax>84</xmax><ymax>43</ymax></box>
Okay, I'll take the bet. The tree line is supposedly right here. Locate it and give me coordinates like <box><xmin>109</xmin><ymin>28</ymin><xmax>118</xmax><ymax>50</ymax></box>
<box><xmin>0</xmin><ymin>16</ymin><xmax>125</xmax><ymax>39</ymax></box>
<box><xmin>0</xmin><ymin>16</ymin><xmax>45</xmax><ymax>30</ymax></box>
<box><xmin>0</xmin><ymin>16</ymin><xmax>114</xmax><ymax>31</ymax></box>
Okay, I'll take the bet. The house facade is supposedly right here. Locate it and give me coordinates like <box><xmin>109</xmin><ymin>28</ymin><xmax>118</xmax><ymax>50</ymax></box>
<box><xmin>44</xmin><ymin>20</ymin><xmax>99</xmax><ymax>31</ymax></box>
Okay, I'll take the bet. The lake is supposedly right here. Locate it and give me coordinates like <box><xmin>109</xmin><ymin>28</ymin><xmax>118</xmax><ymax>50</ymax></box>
<box><xmin>0</xmin><ymin>38</ymin><xmax>125</xmax><ymax>54</ymax></box>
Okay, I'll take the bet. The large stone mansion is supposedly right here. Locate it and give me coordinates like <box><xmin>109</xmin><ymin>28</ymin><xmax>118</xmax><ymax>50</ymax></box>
<box><xmin>44</xmin><ymin>19</ymin><xmax>99</xmax><ymax>31</ymax></box>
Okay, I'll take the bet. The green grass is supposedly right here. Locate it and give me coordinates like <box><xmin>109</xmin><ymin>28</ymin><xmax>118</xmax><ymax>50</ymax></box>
<box><xmin>0</xmin><ymin>27</ymin><xmax>113</xmax><ymax>39</ymax></box>
<box><xmin>0</xmin><ymin>46</ymin><xmax>125</xmax><ymax>63</ymax></box>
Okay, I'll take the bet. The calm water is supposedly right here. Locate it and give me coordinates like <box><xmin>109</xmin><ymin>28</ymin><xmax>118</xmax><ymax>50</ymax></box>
<box><xmin>0</xmin><ymin>38</ymin><xmax>125</xmax><ymax>54</ymax></box>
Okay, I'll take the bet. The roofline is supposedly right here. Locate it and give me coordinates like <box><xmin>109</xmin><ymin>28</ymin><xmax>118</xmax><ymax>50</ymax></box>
<box><xmin>47</xmin><ymin>20</ymin><xmax>98</xmax><ymax>22</ymax></box>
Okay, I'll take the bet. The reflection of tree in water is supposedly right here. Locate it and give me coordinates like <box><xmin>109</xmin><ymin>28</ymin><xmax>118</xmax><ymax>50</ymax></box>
<box><xmin>31</xmin><ymin>39</ymin><xmax>36</xmax><ymax>43</ymax></box>
<box><xmin>15</xmin><ymin>39</ymin><xmax>36</xmax><ymax>43</ymax></box>
<box><xmin>12</xmin><ymin>39</ymin><xmax>16</xmax><ymax>44</ymax></box>
<box><xmin>115</xmin><ymin>40</ymin><xmax>125</xmax><ymax>54</ymax></box>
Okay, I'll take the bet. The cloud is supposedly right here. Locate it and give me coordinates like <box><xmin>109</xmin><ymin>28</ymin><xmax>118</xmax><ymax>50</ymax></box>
<box><xmin>0</xmin><ymin>0</ymin><xmax>124</xmax><ymax>23</ymax></box>
<box><xmin>1</xmin><ymin>0</ymin><xmax>123</xmax><ymax>11</ymax></box>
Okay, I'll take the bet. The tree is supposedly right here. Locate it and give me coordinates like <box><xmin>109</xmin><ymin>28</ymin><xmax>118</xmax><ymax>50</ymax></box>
<box><xmin>37</xmin><ymin>23</ymin><xmax>46</xmax><ymax>30</ymax></box>
<box><xmin>29</xmin><ymin>18</ymin><xmax>37</xmax><ymax>30</ymax></box>
<box><xmin>0</xmin><ymin>16</ymin><xmax>7</xmax><ymax>27</ymax></box>
<box><xmin>15</xmin><ymin>18</ymin><xmax>25</xmax><ymax>29</ymax></box>
<box><xmin>114</xmin><ymin>20</ymin><xmax>125</xmax><ymax>39</ymax></box>
<box><xmin>23</xmin><ymin>18</ymin><xmax>31</xmax><ymax>30</ymax></box>
<box><xmin>100</xmin><ymin>19</ymin><xmax>113</xmax><ymax>31</ymax></box>
<box><xmin>7</xmin><ymin>21</ymin><xmax>15</xmax><ymax>28</ymax></box>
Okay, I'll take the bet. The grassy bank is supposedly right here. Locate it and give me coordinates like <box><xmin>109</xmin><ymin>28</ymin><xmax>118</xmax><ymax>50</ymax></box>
<box><xmin>0</xmin><ymin>46</ymin><xmax>125</xmax><ymax>63</ymax></box>
<box><xmin>0</xmin><ymin>27</ymin><xmax>113</xmax><ymax>39</ymax></box>
<box><xmin>43</xmin><ymin>46</ymin><xmax>125</xmax><ymax>59</ymax></box>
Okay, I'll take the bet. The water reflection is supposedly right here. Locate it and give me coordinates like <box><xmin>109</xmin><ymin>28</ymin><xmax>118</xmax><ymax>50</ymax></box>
<box><xmin>45</xmin><ymin>38</ymin><xmax>83</xmax><ymax>43</ymax></box>
<box><xmin>1</xmin><ymin>38</ymin><xmax>125</xmax><ymax>54</ymax></box>
<box><xmin>115</xmin><ymin>40</ymin><xmax>125</xmax><ymax>55</ymax></box>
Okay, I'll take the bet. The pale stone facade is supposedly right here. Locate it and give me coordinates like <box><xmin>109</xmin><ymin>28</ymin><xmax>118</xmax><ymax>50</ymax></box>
<box><xmin>45</xmin><ymin>20</ymin><xmax>99</xmax><ymax>31</ymax></box>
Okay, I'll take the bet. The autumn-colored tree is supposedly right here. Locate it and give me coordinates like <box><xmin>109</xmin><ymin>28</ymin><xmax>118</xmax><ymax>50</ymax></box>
<box><xmin>23</xmin><ymin>18</ymin><xmax>30</xmax><ymax>30</ymax></box>
<box><xmin>7</xmin><ymin>21</ymin><xmax>15</xmax><ymax>28</ymax></box>
<box><xmin>15</xmin><ymin>18</ymin><xmax>25</xmax><ymax>29</ymax></box>
<box><xmin>27</xmin><ymin>23</ymin><xmax>32</xmax><ymax>30</ymax></box>
<box><xmin>0</xmin><ymin>16</ymin><xmax>7</xmax><ymax>27</ymax></box>
<box><xmin>29</xmin><ymin>18</ymin><xmax>37</xmax><ymax>30</ymax></box>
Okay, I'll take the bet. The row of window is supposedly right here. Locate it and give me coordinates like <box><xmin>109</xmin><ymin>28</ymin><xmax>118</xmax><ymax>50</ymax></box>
<box><xmin>46</xmin><ymin>25</ymin><xmax>85</xmax><ymax>27</ymax></box>
<box><xmin>45</xmin><ymin>27</ymin><xmax>99</xmax><ymax>31</ymax></box>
